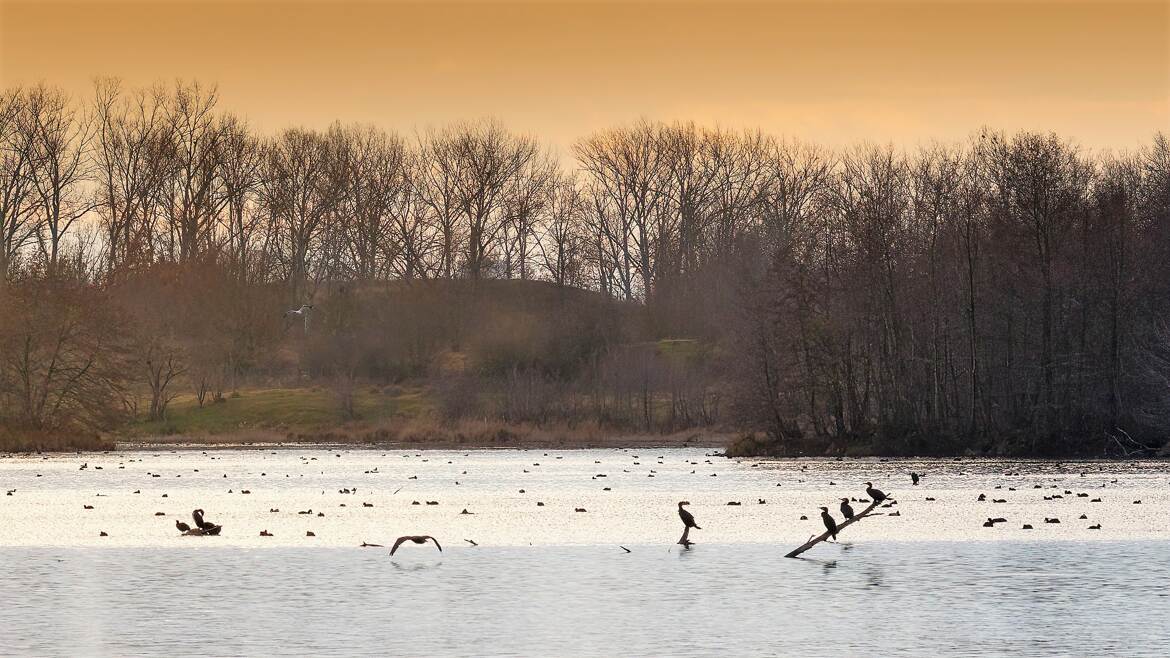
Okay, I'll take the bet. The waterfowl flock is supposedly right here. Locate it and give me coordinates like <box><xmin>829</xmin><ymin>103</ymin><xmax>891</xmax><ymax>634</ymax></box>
<box><xmin>0</xmin><ymin>450</ymin><xmax>1164</xmax><ymax>550</ymax></box>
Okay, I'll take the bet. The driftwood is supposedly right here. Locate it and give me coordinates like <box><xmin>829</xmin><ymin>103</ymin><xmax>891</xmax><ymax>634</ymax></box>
<box><xmin>784</xmin><ymin>498</ymin><xmax>890</xmax><ymax>558</ymax></box>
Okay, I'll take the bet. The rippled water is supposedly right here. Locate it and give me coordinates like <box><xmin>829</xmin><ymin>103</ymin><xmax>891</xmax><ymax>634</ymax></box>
<box><xmin>3</xmin><ymin>448</ymin><xmax>1169</xmax><ymax>656</ymax></box>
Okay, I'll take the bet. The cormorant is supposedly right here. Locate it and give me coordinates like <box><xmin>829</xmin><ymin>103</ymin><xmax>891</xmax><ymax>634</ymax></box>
<box><xmin>820</xmin><ymin>507</ymin><xmax>838</xmax><ymax>540</ymax></box>
<box><xmin>677</xmin><ymin>501</ymin><xmax>700</xmax><ymax>545</ymax></box>
<box><xmin>175</xmin><ymin>520</ymin><xmax>191</xmax><ymax>533</ymax></box>
<box><xmin>839</xmin><ymin>498</ymin><xmax>855</xmax><ymax>520</ymax></box>
<box><xmin>390</xmin><ymin>535</ymin><xmax>442</xmax><ymax>556</ymax></box>
<box><xmin>911</xmin><ymin>472</ymin><xmax>920</xmax><ymax>485</ymax></box>
<box><xmin>864</xmin><ymin>482</ymin><xmax>890</xmax><ymax>504</ymax></box>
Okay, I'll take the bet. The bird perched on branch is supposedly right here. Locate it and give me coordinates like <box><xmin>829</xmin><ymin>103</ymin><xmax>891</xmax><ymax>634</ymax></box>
<box><xmin>865</xmin><ymin>482</ymin><xmax>891</xmax><ymax>504</ymax></box>
<box><xmin>820</xmin><ymin>507</ymin><xmax>838</xmax><ymax>540</ymax></box>
<box><xmin>677</xmin><ymin>501</ymin><xmax>700</xmax><ymax>546</ymax></box>
<box><xmin>390</xmin><ymin>535</ymin><xmax>442</xmax><ymax>556</ymax></box>
<box><xmin>839</xmin><ymin>498</ymin><xmax>855</xmax><ymax>520</ymax></box>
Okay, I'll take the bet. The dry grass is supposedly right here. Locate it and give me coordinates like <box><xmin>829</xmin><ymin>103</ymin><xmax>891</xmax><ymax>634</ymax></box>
<box><xmin>0</xmin><ymin>429</ymin><xmax>116</xmax><ymax>453</ymax></box>
<box><xmin>129</xmin><ymin>416</ymin><xmax>728</xmax><ymax>449</ymax></box>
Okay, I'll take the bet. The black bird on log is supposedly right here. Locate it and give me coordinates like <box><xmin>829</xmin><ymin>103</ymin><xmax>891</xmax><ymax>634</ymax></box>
<box><xmin>820</xmin><ymin>507</ymin><xmax>838</xmax><ymax>540</ymax></box>
<box><xmin>839</xmin><ymin>498</ymin><xmax>855</xmax><ymax>520</ymax></box>
<box><xmin>175</xmin><ymin>520</ymin><xmax>191</xmax><ymax>533</ymax></box>
<box><xmin>677</xmin><ymin>501</ymin><xmax>700</xmax><ymax>546</ymax></box>
<box><xmin>865</xmin><ymin>482</ymin><xmax>891</xmax><ymax>504</ymax></box>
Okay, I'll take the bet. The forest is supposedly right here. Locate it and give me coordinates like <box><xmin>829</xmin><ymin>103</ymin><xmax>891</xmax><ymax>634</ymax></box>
<box><xmin>1</xmin><ymin>80</ymin><xmax>1168</xmax><ymax>456</ymax></box>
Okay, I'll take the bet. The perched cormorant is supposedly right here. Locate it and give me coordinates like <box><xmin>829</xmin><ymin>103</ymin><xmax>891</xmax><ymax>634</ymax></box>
<box><xmin>820</xmin><ymin>507</ymin><xmax>838</xmax><ymax>540</ymax></box>
<box><xmin>911</xmin><ymin>472</ymin><xmax>920</xmax><ymax>485</ymax></box>
<box><xmin>677</xmin><ymin>501</ymin><xmax>700</xmax><ymax>546</ymax></box>
<box><xmin>390</xmin><ymin>535</ymin><xmax>442</xmax><ymax>556</ymax></box>
<box><xmin>839</xmin><ymin>498</ymin><xmax>855</xmax><ymax>520</ymax></box>
<box><xmin>175</xmin><ymin>520</ymin><xmax>191</xmax><ymax>533</ymax></box>
<box><xmin>864</xmin><ymin>482</ymin><xmax>890</xmax><ymax>504</ymax></box>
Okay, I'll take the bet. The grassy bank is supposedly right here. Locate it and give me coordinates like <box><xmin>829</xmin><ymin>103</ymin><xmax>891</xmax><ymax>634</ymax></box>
<box><xmin>124</xmin><ymin>386</ymin><xmax>432</xmax><ymax>437</ymax></box>
<box><xmin>115</xmin><ymin>386</ymin><xmax>725</xmax><ymax>449</ymax></box>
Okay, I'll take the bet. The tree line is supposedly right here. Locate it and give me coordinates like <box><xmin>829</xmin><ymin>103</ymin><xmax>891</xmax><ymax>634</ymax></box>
<box><xmin>1</xmin><ymin>80</ymin><xmax>1167</xmax><ymax>455</ymax></box>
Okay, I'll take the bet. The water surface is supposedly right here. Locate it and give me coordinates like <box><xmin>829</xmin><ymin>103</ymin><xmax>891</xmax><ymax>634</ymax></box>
<box><xmin>2</xmin><ymin>448</ymin><xmax>1167</xmax><ymax>656</ymax></box>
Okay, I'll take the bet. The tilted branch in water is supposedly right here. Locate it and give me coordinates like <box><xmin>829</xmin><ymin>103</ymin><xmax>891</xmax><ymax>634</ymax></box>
<box><xmin>784</xmin><ymin>499</ymin><xmax>889</xmax><ymax>558</ymax></box>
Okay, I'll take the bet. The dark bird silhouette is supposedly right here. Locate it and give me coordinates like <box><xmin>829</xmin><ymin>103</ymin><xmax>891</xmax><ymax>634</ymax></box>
<box><xmin>677</xmin><ymin>501</ymin><xmax>700</xmax><ymax>545</ymax></box>
<box><xmin>175</xmin><ymin>520</ymin><xmax>191</xmax><ymax>533</ymax></box>
<box><xmin>390</xmin><ymin>535</ymin><xmax>442</xmax><ymax>556</ymax></box>
<box><xmin>911</xmin><ymin>472</ymin><xmax>920</xmax><ymax>485</ymax></box>
<box><xmin>820</xmin><ymin>507</ymin><xmax>838</xmax><ymax>540</ymax></box>
<box><xmin>839</xmin><ymin>498</ymin><xmax>855</xmax><ymax>520</ymax></box>
<box><xmin>192</xmin><ymin>509</ymin><xmax>222</xmax><ymax>535</ymax></box>
<box><xmin>865</xmin><ymin>482</ymin><xmax>890</xmax><ymax>504</ymax></box>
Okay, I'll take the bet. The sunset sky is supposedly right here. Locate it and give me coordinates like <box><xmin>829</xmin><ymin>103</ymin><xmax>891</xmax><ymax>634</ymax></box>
<box><xmin>2</xmin><ymin>0</ymin><xmax>1167</xmax><ymax>155</ymax></box>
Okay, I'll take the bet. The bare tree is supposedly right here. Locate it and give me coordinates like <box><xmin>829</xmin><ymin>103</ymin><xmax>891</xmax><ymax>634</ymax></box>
<box><xmin>92</xmin><ymin>78</ymin><xmax>172</xmax><ymax>274</ymax></box>
<box><xmin>536</xmin><ymin>176</ymin><xmax>586</xmax><ymax>287</ymax></box>
<box><xmin>260</xmin><ymin>127</ymin><xmax>344</xmax><ymax>298</ymax></box>
<box><xmin>575</xmin><ymin>120</ymin><xmax>665</xmax><ymax>299</ymax></box>
<box><xmin>0</xmin><ymin>88</ymin><xmax>38</xmax><ymax>280</ymax></box>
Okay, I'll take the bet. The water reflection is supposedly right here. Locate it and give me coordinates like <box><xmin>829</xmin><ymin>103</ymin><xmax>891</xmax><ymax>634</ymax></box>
<box><xmin>2</xmin><ymin>542</ymin><xmax>1167</xmax><ymax>657</ymax></box>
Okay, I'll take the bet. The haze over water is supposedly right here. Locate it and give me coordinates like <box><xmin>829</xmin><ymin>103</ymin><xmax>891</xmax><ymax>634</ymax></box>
<box><xmin>3</xmin><ymin>448</ymin><xmax>1169</xmax><ymax>656</ymax></box>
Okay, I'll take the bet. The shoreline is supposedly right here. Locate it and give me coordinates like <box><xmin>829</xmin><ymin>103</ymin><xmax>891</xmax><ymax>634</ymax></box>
<box><xmin>111</xmin><ymin>429</ymin><xmax>730</xmax><ymax>452</ymax></box>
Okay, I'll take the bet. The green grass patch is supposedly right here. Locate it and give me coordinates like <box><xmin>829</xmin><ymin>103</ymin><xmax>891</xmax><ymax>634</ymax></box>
<box><xmin>124</xmin><ymin>387</ymin><xmax>432</xmax><ymax>437</ymax></box>
<box><xmin>654</xmin><ymin>338</ymin><xmax>704</xmax><ymax>363</ymax></box>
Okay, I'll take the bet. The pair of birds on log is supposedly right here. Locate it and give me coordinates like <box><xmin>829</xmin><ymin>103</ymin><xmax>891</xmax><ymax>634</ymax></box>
<box><xmin>175</xmin><ymin>509</ymin><xmax>222</xmax><ymax>536</ymax></box>
<box><xmin>819</xmin><ymin>482</ymin><xmax>890</xmax><ymax>540</ymax></box>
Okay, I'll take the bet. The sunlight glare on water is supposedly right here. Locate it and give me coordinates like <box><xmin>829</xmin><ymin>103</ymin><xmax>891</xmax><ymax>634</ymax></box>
<box><xmin>2</xmin><ymin>448</ymin><xmax>1169</xmax><ymax>656</ymax></box>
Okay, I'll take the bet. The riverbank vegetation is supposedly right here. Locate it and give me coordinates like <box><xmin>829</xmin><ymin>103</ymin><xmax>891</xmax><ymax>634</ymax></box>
<box><xmin>1</xmin><ymin>81</ymin><xmax>1167</xmax><ymax>456</ymax></box>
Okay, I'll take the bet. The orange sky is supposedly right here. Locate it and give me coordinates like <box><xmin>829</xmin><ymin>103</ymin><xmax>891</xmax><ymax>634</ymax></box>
<box><xmin>2</xmin><ymin>0</ymin><xmax>1167</xmax><ymax>155</ymax></box>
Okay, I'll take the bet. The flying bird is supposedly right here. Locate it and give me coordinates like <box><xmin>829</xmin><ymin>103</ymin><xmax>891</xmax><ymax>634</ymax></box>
<box><xmin>283</xmin><ymin>304</ymin><xmax>313</xmax><ymax>318</ymax></box>
<box><xmin>283</xmin><ymin>304</ymin><xmax>315</xmax><ymax>334</ymax></box>
<box><xmin>390</xmin><ymin>535</ymin><xmax>442</xmax><ymax>556</ymax></box>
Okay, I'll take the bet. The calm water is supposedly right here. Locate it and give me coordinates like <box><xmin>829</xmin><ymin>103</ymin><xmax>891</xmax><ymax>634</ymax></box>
<box><xmin>2</xmin><ymin>448</ymin><xmax>1169</xmax><ymax>656</ymax></box>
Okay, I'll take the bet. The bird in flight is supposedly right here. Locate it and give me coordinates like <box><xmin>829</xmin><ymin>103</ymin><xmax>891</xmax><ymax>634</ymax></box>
<box><xmin>390</xmin><ymin>535</ymin><xmax>442</xmax><ymax>556</ymax></box>
<box><xmin>283</xmin><ymin>304</ymin><xmax>315</xmax><ymax>334</ymax></box>
<box><xmin>283</xmin><ymin>304</ymin><xmax>313</xmax><ymax>318</ymax></box>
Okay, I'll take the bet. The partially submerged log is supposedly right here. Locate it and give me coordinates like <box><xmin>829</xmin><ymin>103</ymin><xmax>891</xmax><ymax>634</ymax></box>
<box><xmin>784</xmin><ymin>498</ymin><xmax>890</xmax><ymax>558</ymax></box>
